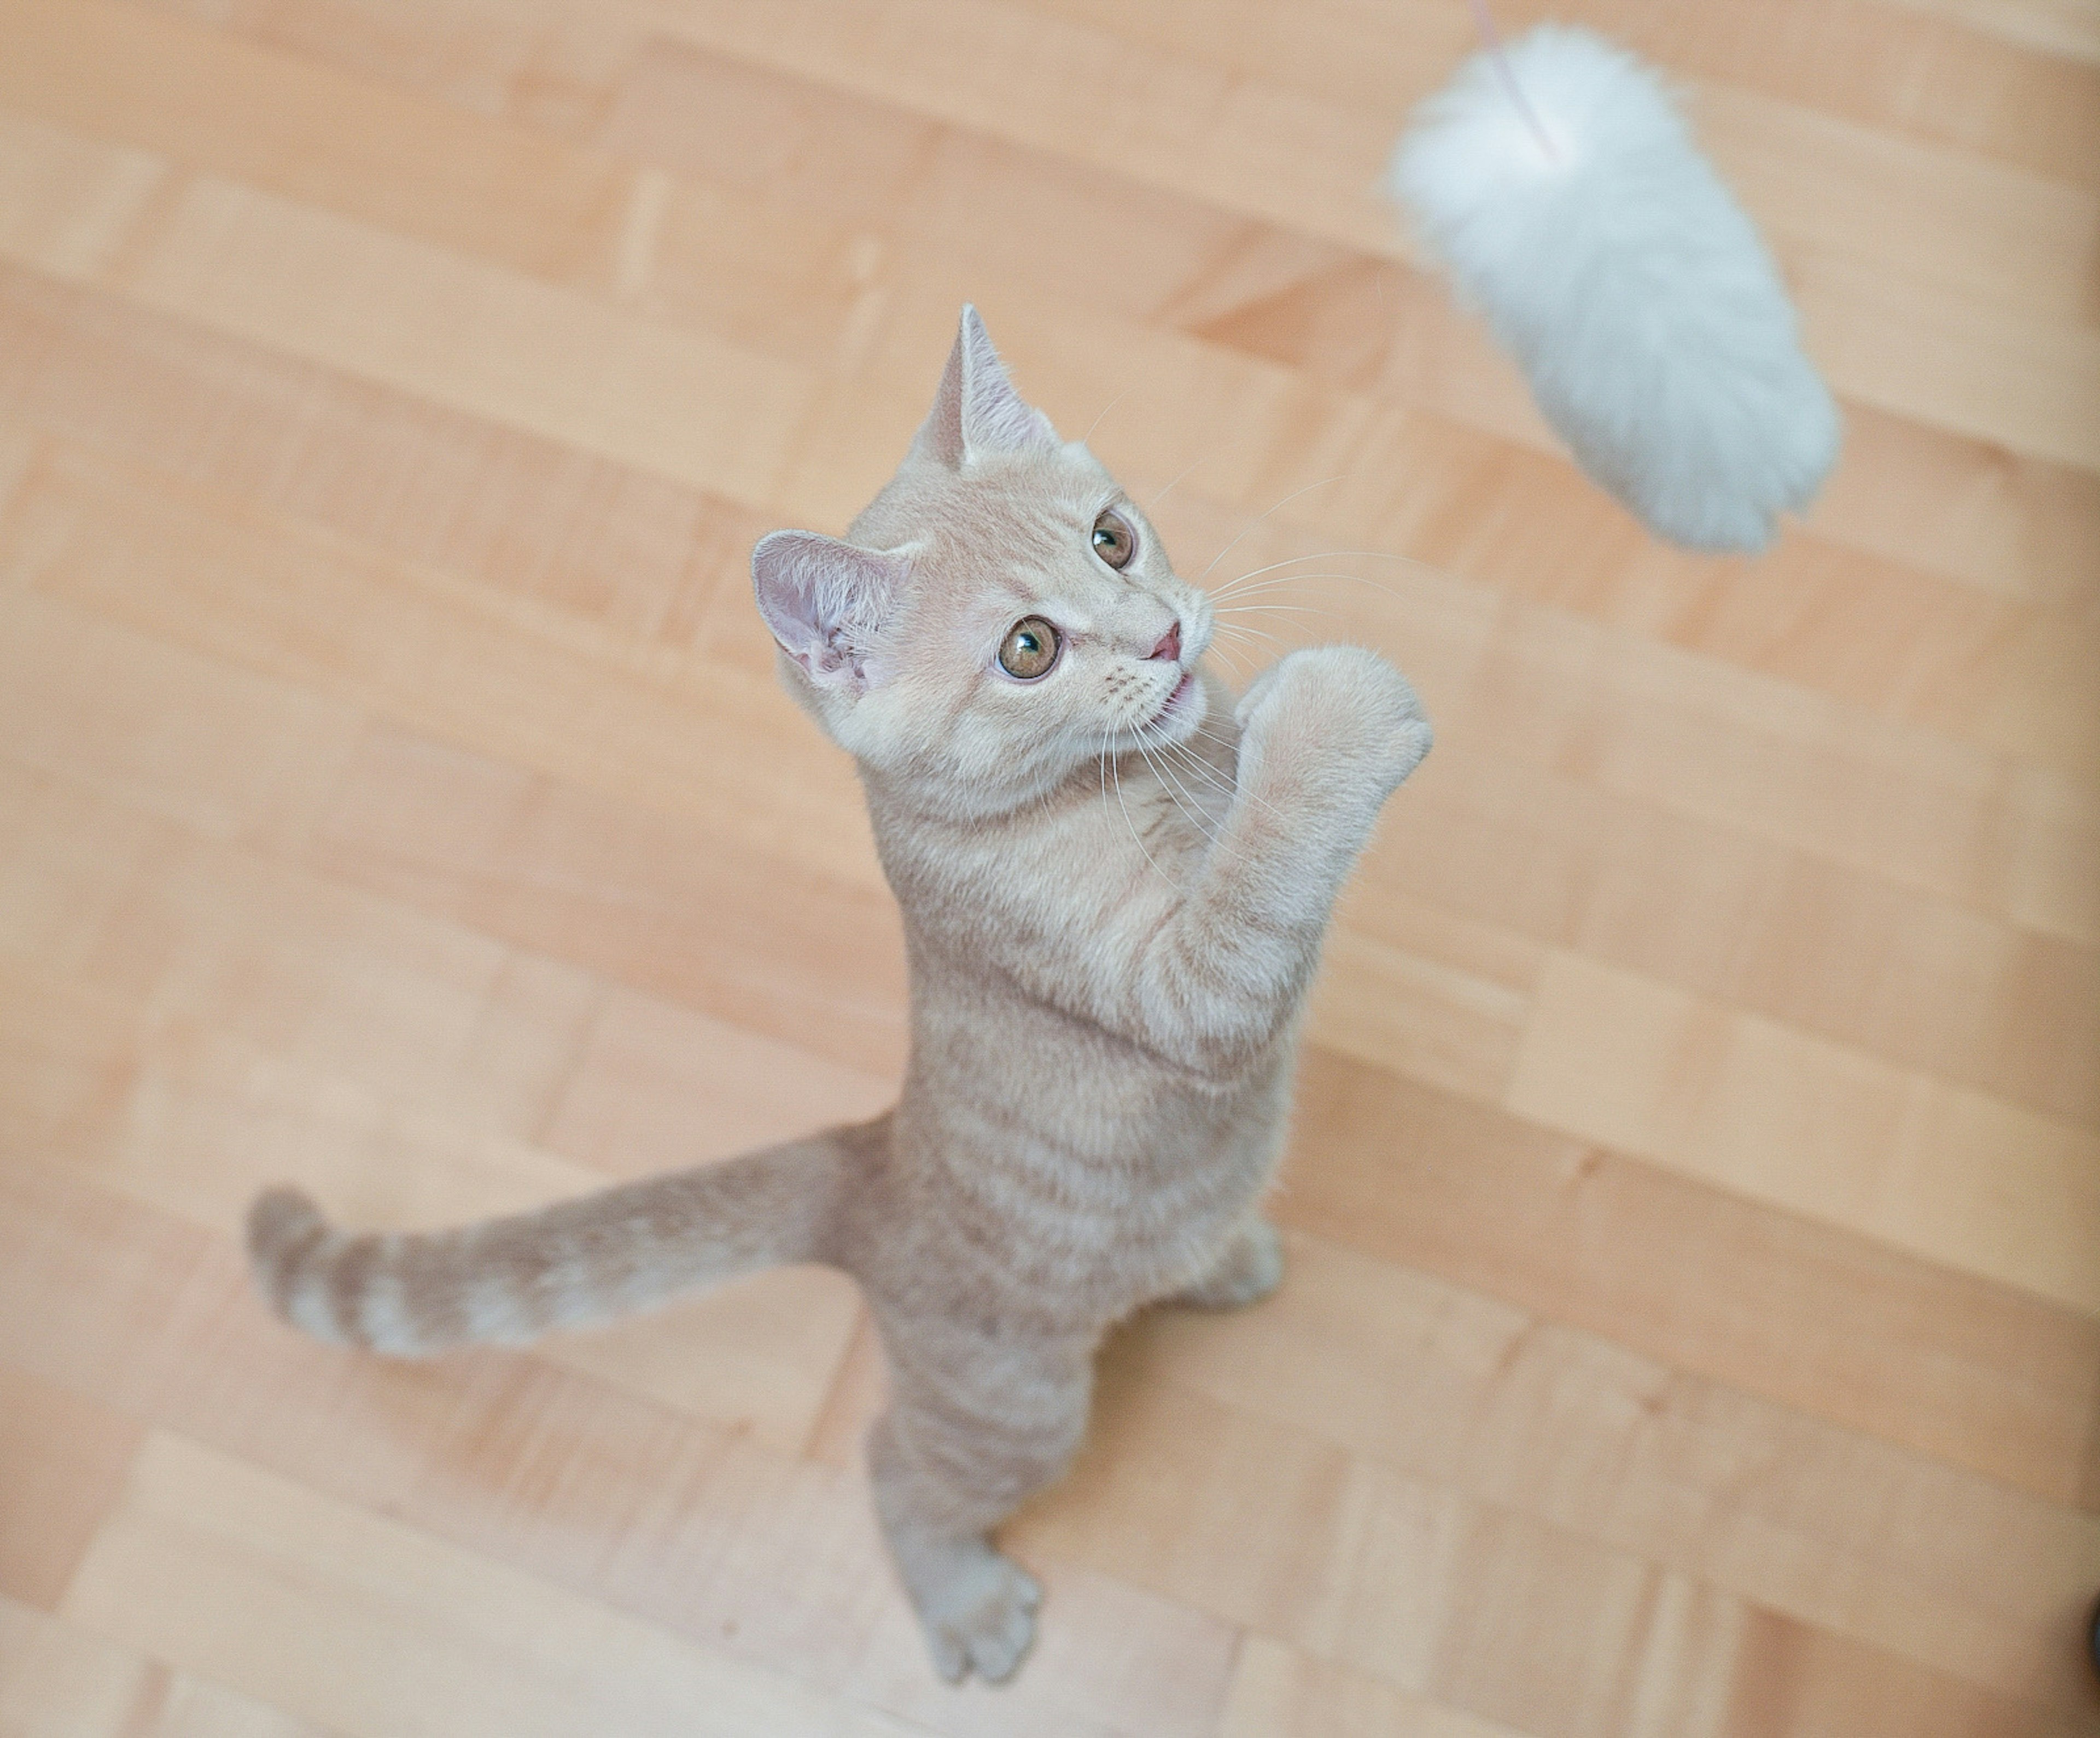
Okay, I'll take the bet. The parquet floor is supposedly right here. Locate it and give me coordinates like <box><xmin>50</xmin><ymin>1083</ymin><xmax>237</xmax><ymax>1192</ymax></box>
<box><xmin>1</xmin><ymin>0</ymin><xmax>2096</xmax><ymax>1732</ymax></box>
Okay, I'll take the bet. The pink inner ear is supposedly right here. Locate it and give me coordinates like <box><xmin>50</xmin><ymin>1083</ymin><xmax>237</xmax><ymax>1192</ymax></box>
<box><xmin>750</xmin><ymin>529</ymin><xmax>906</xmax><ymax>691</ymax></box>
<box><xmin>914</xmin><ymin>305</ymin><xmax>1059</xmax><ymax>468</ymax></box>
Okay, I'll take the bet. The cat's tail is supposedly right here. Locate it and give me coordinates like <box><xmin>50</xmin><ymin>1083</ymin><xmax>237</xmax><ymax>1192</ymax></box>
<box><xmin>244</xmin><ymin>1119</ymin><xmax>882</xmax><ymax>1356</ymax></box>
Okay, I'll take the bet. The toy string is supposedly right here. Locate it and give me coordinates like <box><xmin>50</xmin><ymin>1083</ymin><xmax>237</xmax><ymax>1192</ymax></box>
<box><xmin>1467</xmin><ymin>0</ymin><xmax>1561</xmax><ymax>161</ymax></box>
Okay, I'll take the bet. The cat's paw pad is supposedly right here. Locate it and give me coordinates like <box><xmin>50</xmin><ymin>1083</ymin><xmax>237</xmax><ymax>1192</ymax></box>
<box><xmin>1168</xmin><ymin>1219</ymin><xmax>1285</xmax><ymax>1309</ymax></box>
<box><xmin>918</xmin><ymin>1549</ymin><xmax>1042</xmax><ymax>1684</ymax></box>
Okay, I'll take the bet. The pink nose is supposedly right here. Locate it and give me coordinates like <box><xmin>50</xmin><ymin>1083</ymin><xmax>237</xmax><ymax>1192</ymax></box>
<box><xmin>1147</xmin><ymin>621</ymin><xmax>1182</xmax><ymax>662</ymax></box>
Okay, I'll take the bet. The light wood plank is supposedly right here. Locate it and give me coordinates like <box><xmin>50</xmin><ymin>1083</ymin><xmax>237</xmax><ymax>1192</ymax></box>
<box><xmin>123</xmin><ymin>0</ymin><xmax>645</xmax><ymax>137</ymax></box>
<box><xmin>0</xmin><ymin>586</ymin><xmax>365</xmax><ymax>856</ymax></box>
<box><xmin>1305</xmin><ymin>923</ymin><xmax>1534</xmax><ymax>1104</ymax></box>
<box><xmin>1807</xmin><ymin>403</ymin><xmax>2100</xmax><ymax>605</ymax></box>
<box><xmin>1015</xmin><ymin>1358</ymin><xmax>2070</xmax><ymax>1736</ymax></box>
<box><xmin>0</xmin><ymin>0</ymin><xmax>888</xmax><ymax>369</ymax></box>
<box><xmin>1140</xmin><ymin>1232</ymin><xmax>2100</xmax><ymax>1717</ymax></box>
<box><xmin>0</xmin><ymin>1594</ymin><xmax>335</xmax><ymax>1738</ymax></box>
<box><xmin>0</xmin><ymin>108</ymin><xmax>162</xmax><ymax>284</ymax></box>
<box><xmin>1356</xmin><ymin>739</ymin><xmax>2100</xmax><ymax>1107</ymax></box>
<box><xmin>1218</xmin><ymin>1636</ymin><xmax>1525</xmax><ymax>1738</ymax></box>
<box><xmin>0</xmin><ymin>0</ymin><xmax>634</xmax><ymax>291</ymax></box>
<box><xmin>0</xmin><ymin>1368</ymin><xmax>142</xmax><ymax>1612</ymax></box>
<box><xmin>0</xmin><ymin>268</ymin><xmax>757</xmax><ymax>648</ymax></box>
<box><xmin>307</xmin><ymin>723</ymin><xmax>909</xmax><ymax>1077</ymax></box>
<box><xmin>1280</xmin><ymin>1048</ymin><xmax>2100</xmax><ymax>1509</ymax></box>
<box><xmin>1698</xmin><ymin>80</ymin><xmax>2100</xmax><ymax>333</ymax></box>
<box><xmin>1882</xmin><ymin>0</ymin><xmax>2100</xmax><ymax>63</ymax></box>
<box><xmin>7</xmin><ymin>441</ymin><xmax>882</xmax><ymax>893</ymax></box>
<box><xmin>0</xmin><ymin>762</ymin><xmax>599</xmax><ymax>1140</ymax></box>
<box><xmin>1507</xmin><ymin>949</ymin><xmax>2100</xmax><ymax>1312</ymax></box>
<box><xmin>1422</xmin><ymin>578</ymin><xmax>2100</xmax><ymax>946</ymax></box>
<box><xmin>126</xmin><ymin>176</ymin><xmax>816</xmax><ymax>500</ymax></box>
<box><xmin>62</xmin><ymin>1432</ymin><xmax>932</xmax><ymax>1738</ymax></box>
<box><xmin>1424</xmin><ymin>1504</ymin><xmax>2072</xmax><ymax>1738</ymax></box>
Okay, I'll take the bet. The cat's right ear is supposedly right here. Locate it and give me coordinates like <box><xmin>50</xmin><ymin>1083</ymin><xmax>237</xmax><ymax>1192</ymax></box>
<box><xmin>751</xmin><ymin>529</ymin><xmax>909</xmax><ymax>693</ymax></box>
<box><xmin>910</xmin><ymin>304</ymin><xmax>1059</xmax><ymax>469</ymax></box>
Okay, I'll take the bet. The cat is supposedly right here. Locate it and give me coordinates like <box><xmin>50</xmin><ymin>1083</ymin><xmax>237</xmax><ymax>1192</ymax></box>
<box><xmin>247</xmin><ymin>305</ymin><xmax>1433</xmax><ymax>1684</ymax></box>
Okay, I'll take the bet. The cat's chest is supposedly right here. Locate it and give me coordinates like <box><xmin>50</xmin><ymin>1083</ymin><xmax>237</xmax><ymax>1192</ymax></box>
<box><xmin>990</xmin><ymin>768</ymin><xmax>1227</xmax><ymax>922</ymax></box>
<box><xmin>1104</xmin><ymin>746</ymin><xmax>1235</xmax><ymax>859</ymax></box>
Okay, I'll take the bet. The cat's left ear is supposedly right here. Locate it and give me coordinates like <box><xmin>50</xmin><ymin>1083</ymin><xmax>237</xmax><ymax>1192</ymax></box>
<box><xmin>911</xmin><ymin>304</ymin><xmax>1060</xmax><ymax>469</ymax></box>
<box><xmin>751</xmin><ymin>529</ymin><xmax>910</xmax><ymax>693</ymax></box>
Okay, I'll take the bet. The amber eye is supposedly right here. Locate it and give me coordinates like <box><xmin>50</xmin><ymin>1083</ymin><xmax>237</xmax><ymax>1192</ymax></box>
<box><xmin>997</xmin><ymin>616</ymin><xmax>1061</xmax><ymax>680</ymax></box>
<box><xmin>1090</xmin><ymin>510</ymin><xmax>1136</xmax><ymax>570</ymax></box>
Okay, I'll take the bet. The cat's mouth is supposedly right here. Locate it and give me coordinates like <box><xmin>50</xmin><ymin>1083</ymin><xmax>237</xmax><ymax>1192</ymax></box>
<box><xmin>1149</xmin><ymin>669</ymin><xmax>1198</xmax><ymax>728</ymax></box>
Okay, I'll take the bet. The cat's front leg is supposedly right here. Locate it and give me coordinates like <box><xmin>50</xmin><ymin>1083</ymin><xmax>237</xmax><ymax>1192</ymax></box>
<box><xmin>1132</xmin><ymin>646</ymin><xmax>1431</xmax><ymax>1076</ymax></box>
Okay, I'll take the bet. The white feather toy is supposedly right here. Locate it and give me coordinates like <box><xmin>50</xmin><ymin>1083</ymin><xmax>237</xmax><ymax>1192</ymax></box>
<box><xmin>1390</xmin><ymin>22</ymin><xmax>1840</xmax><ymax>553</ymax></box>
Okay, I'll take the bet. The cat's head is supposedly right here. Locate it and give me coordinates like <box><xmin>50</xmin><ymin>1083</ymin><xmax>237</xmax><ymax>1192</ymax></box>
<box><xmin>752</xmin><ymin>306</ymin><xmax>1215</xmax><ymax>815</ymax></box>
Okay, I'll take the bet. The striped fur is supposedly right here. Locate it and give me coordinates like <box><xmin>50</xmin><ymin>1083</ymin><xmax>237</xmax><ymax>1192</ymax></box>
<box><xmin>244</xmin><ymin>308</ymin><xmax>1430</xmax><ymax>1684</ymax></box>
<box><xmin>248</xmin><ymin>1131</ymin><xmax>857</xmax><ymax>1354</ymax></box>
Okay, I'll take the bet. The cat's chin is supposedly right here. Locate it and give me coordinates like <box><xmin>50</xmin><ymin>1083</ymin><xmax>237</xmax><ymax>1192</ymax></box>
<box><xmin>1144</xmin><ymin>668</ymin><xmax>1206</xmax><ymax>744</ymax></box>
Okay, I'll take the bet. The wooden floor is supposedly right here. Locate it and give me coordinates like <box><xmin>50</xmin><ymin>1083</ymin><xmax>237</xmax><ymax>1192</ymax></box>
<box><xmin>1</xmin><ymin>0</ymin><xmax>2096</xmax><ymax>1731</ymax></box>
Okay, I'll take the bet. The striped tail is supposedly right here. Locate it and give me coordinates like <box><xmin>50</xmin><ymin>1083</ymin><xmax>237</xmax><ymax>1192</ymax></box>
<box><xmin>245</xmin><ymin>1123</ymin><xmax>874</xmax><ymax>1356</ymax></box>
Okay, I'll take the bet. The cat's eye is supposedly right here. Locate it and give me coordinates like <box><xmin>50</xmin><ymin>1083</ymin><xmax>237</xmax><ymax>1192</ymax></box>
<box><xmin>997</xmin><ymin>616</ymin><xmax>1061</xmax><ymax>680</ymax></box>
<box><xmin>1090</xmin><ymin>510</ymin><xmax>1136</xmax><ymax>570</ymax></box>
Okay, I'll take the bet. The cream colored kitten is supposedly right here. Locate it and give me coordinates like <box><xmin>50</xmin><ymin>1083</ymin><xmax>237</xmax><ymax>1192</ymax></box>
<box><xmin>248</xmin><ymin>306</ymin><xmax>1432</xmax><ymax>1683</ymax></box>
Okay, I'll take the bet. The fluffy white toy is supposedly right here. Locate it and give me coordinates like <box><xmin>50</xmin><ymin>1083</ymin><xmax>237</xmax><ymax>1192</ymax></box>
<box><xmin>1389</xmin><ymin>24</ymin><xmax>1840</xmax><ymax>553</ymax></box>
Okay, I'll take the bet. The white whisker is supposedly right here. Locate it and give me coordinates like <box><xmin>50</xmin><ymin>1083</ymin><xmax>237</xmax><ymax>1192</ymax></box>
<box><xmin>1082</xmin><ymin>387</ymin><xmax>1135</xmax><ymax>446</ymax></box>
<box><xmin>1196</xmin><ymin>476</ymin><xmax>1352</xmax><ymax>583</ymax></box>
<box><xmin>1209</xmin><ymin>551</ymin><xmax>1363</xmax><ymax>600</ymax></box>
<box><xmin>1137</xmin><ymin>737</ymin><xmax>1218</xmax><ymax>850</ymax></box>
<box><xmin>1211</xmin><ymin>573</ymin><xmax>1394</xmax><ymax>604</ymax></box>
<box><xmin>1166</xmin><ymin>733</ymin><xmax>1289</xmax><ymax>827</ymax></box>
<box><xmin>1208</xmin><ymin>549</ymin><xmax>1444</xmax><ymax>603</ymax></box>
<box><xmin>1147</xmin><ymin>454</ymin><xmax>1205</xmax><ymax>509</ymax></box>
<box><xmin>1106</xmin><ymin>726</ymin><xmax>1168</xmax><ymax>881</ymax></box>
<box><xmin>1212</xmin><ymin>622</ymin><xmax>1284</xmax><ymax>651</ymax></box>
<box><xmin>1154</xmin><ymin>741</ymin><xmax>1244</xmax><ymax>820</ymax></box>
<box><xmin>1214</xmin><ymin>602</ymin><xmax>1341</xmax><ymax>622</ymax></box>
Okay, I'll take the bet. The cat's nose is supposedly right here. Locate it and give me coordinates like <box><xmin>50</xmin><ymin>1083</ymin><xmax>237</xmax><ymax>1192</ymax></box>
<box><xmin>1147</xmin><ymin>621</ymin><xmax>1182</xmax><ymax>663</ymax></box>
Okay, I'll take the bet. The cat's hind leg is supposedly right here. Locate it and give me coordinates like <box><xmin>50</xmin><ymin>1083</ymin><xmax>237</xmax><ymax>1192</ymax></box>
<box><xmin>1161</xmin><ymin>1215</ymin><xmax>1284</xmax><ymax>1309</ymax></box>
<box><xmin>865</xmin><ymin>1315</ymin><xmax>1093</xmax><ymax>1683</ymax></box>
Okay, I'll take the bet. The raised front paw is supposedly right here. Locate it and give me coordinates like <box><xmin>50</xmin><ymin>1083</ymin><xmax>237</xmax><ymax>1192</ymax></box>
<box><xmin>1236</xmin><ymin>645</ymin><xmax>1433</xmax><ymax>798</ymax></box>
<box><xmin>911</xmin><ymin>1538</ymin><xmax>1043</xmax><ymax>1684</ymax></box>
